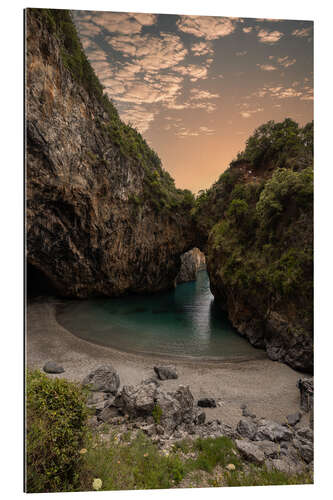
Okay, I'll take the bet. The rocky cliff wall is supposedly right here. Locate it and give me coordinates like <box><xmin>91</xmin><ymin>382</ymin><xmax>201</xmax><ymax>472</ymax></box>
<box><xmin>26</xmin><ymin>9</ymin><xmax>195</xmax><ymax>298</ymax></box>
<box><xmin>176</xmin><ymin>248</ymin><xmax>206</xmax><ymax>284</ymax></box>
<box><xmin>194</xmin><ymin>120</ymin><xmax>313</xmax><ymax>372</ymax></box>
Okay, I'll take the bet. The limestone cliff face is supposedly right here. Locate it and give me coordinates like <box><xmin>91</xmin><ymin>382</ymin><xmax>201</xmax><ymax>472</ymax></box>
<box><xmin>176</xmin><ymin>248</ymin><xmax>206</xmax><ymax>284</ymax></box>
<box><xmin>26</xmin><ymin>10</ymin><xmax>195</xmax><ymax>298</ymax></box>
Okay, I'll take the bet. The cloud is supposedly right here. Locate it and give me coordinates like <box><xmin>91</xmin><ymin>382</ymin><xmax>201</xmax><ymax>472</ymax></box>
<box><xmin>190</xmin><ymin>89</ymin><xmax>219</xmax><ymax>100</ymax></box>
<box><xmin>257</xmin><ymin>29</ymin><xmax>283</xmax><ymax>43</ymax></box>
<box><xmin>119</xmin><ymin>105</ymin><xmax>155</xmax><ymax>133</ymax></box>
<box><xmin>177</xmin><ymin>15</ymin><xmax>235</xmax><ymax>40</ymax></box>
<box><xmin>191</xmin><ymin>41</ymin><xmax>214</xmax><ymax>56</ymax></box>
<box><xmin>253</xmin><ymin>85</ymin><xmax>305</xmax><ymax>99</ymax></box>
<box><xmin>176</xmin><ymin>125</ymin><xmax>216</xmax><ymax>138</ymax></box>
<box><xmin>240</xmin><ymin>107</ymin><xmax>264</xmax><ymax>118</ymax></box>
<box><xmin>108</xmin><ymin>33</ymin><xmax>188</xmax><ymax>71</ymax></box>
<box><xmin>90</xmin><ymin>11</ymin><xmax>157</xmax><ymax>35</ymax></box>
<box><xmin>236</xmin><ymin>50</ymin><xmax>247</xmax><ymax>56</ymax></box>
<box><xmin>129</xmin><ymin>13</ymin><xmax>157</xmax><ymax>26</ymax></box>
<box><xmin>174</xmin><ymin>64</ymin><xmax>208</xmax><ymax>81</ymax></box>
<box><xmin>277</xmin><ymin>56</ymin><xmax>296</xmax><ymax>68</ymax></box>
<box><xmin>292</xmin><ymin>27</ymin><xmax>312</xmax><ymax>38</ymax></box>
<box><xmin>257</xmin><ymin>64</ymin><xmax>277</xmax><ymax>71</ymax></box>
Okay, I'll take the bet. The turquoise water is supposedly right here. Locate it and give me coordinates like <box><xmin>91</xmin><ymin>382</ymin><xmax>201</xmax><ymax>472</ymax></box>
<box><xmin>56</xmin><ymin>271</ymin><xmax>263</xmax><ymax>360</ymax></box>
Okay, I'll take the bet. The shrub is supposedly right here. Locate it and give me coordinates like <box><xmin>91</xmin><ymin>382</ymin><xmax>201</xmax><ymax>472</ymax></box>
<box><xmin>152</xmin><ymin>404</ymin><xmax>163</xmax><ymax>424</ymax></box>
<box><xmin>26</xmin><ymin>370</ymin><xmax>89</xmax><ymax>492</ymax></box>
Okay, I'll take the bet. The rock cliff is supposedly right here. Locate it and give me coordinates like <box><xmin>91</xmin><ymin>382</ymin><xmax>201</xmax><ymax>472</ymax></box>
<box><xmin>26</xmin><ymin>9</ymin><xmax>195</xmax><ymax>298</ymax></box>
<box><xmin>194</xmin><ymin>120</ymin><xmax>313</xmax><ymax>372</ymax></box>
<box><xmin>176</xmin><ymin>248</ymin><xmax>206</xmax><ymax>284</ymax></box>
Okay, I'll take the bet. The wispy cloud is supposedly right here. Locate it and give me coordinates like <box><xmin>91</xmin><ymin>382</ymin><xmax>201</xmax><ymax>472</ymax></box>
<box><xmin>176</xmin><ymin>125</ymin><xmax>216</xmax><ymax>138</ymax></box>
<box><xmin>177</xmin><ymin>15</ymin><xmax>235</xmax><ymax>40</ymax></box>
<box><xmin>257</xmin><ymin>64</ymin><xmax>277</xmax><ymax>71</ymax></box>
<box><xmin>277</xmin><ymin>56</ymin><xmax>296</xmax><ymax>68</ymax></box>
<box><xmin>190</xmin><ymin>89</ymin><xmax>219</xmax><ymax>100</ymax></box>
<box><xmin>174</xmin><ymin>64</ymin><xmax>209</xmax><ymax>82</ymax></box>
<box><xmin>292</xmin><ymin>27</ymin><xmax>312</xmax><ymax>38</ymax></box>
<box><xmin>257</xmin><ymin>29</ymin><xmax>284</xmax><ymax>44</ymax></box>
<box><xmin>191</xmin><ymin>41</ymin><xmax>214</xmax><ymax>56</ymax></box>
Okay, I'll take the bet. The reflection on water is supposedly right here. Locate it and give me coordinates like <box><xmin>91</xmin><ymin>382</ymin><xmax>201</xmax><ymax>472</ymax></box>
<box><xmin>56</xmin><ymin>271</ymin><xmax>264</xmax><ymax>360</ymax></box>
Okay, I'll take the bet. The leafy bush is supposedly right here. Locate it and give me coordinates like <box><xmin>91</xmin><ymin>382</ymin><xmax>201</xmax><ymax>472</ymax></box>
<box><xmin>256</xmin><ymin>166</ymin><xmax>313</xmax><ymax>227</ymax></box>
<box><xmin>235</xmin><ymin>118</ymin><xmax>313</xmax><ymax>169</ymax></box>
<box><xmin>26</xmin><ymin>370</ymin><xmax>89</xmax><ymax>493</ymax></box>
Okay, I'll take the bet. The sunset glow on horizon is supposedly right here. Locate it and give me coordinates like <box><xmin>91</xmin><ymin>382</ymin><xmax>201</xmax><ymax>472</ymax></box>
<box><xmin>72</xmin><ymin>10</ymin><xmax>313</xmax><ymax>193</ymax></box>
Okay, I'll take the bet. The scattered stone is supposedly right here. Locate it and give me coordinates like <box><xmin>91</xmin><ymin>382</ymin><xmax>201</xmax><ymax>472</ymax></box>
<box><xmin>235</xmin><ymin>439</ymin><xmax>265</xmax><ymax>464</ymax></box>
<box><xmin>153</xmin><ymin>366</ymin><xmax>178</xmax><ymax>380</ymax></box>
<box><xmin>267</xmin><ymin>458</ymin><xmax>297</xmax><ymax>475</ymax></box>
<box><xmin>296</xmin><ymin>426</ymin><xmax>313</xmax><ymax>443</ymax></box>
<box><xmin>83</xmin><ymin>365</ymin><xmax>120</xmax><ymax>394</ymax></box>
<box><xmin>98</xmin><ymin>406</ymin><xmax>120</xmax><ymax>423</ymax></box>
<box><xmin>293</xmin><ymin>438</ymin><xmax>313</xmax><ymax>464</ymax></box>
<box><xmin>254</xmin><ymin>419</ymin><xmax>293</xmax><ymax>442</ymax></box>
<box><xmin>236</xmin><ymin>419</ymin><xmax>258</xmax><ymax>440</ymax></box>
<box><xmin>256</xmin><ymin>440</ymin><xmax>280</xmax><ymax>459</ymax></box>
<box><xmin>297</xmin><ymin>378</ymin><xmax>313</xmax><ymax>412</ymax></box>
<box><xmin>142</xmin><ymin>377</ymin><xmax>160</xmax><ymax>386</ymax></box>
<box><xmin>197</xmin><ymin>398</ymin><xmax>216</xmax><ymax>408</ymax></box>
<box><xmin>286</xmin><ymin>412</ymin><xmax>302</xmax><ymax>426</ymax></box>
<box><xmin>193</xmin><ymin>410</ymin><xmax>206</xmax><ymax>425</ymax></box>
<box><xmin>43</xmin><ymin>361</ymin><xmax>64</xmax><ymax>374</ymax></box>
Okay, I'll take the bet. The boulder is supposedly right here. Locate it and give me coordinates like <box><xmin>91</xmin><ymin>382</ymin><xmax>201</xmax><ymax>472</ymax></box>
<box><xmin>43</xmin><ymin>361</ymin><xmax>65</xmax><ymax>374</ymax></box>
<box><xmin>193</xmin><ymin>410</ymin><xmax>206</xmax><ymax>425</ymax></box>
<box><xmin>197</xmin><ymin>398</ymin><xmax>216</xmax><ymax>408</ymax></box>
<box><xmin>256</xmin><ymin>440</ymin><xmax>280</xmax><ymax>459</ymax></box>
<box><xmin>98</xmin><ymin>406</ymin><xmax>120</xmax><ymax>423</ymax></box>
<box><xmin>153</xmin><ymin>366</ymin><xmax>178</xmax><ymax>380</ymax></box>
<box><xmin>293</xmin><ymin>438</ymin><xmax>313</xmax><ymax>464</ymax></box>
<box><xmin>286</xmin><ymin>412</ymin><xmax>302</xmax><ymax>426</ymax></box>
<box><xmin>235</xmin><ymin>439</ymin><xmax>265</xmax><ymax>464</ymax></box>
<box><xmin>297</xmin><ymin>378</ymin><xmax>313</xmax><ymax>412</ymax></box>
<box><xmin>114</xmin><ymin>381</ymin><xmax>156</xmax><ymax>417</ymax></box>
<box><xmin>236</xmin><ymin>419</ymin><xmax>258</xmax><ymax>440</ymax></box>
<box><xmin>254</xmin><ymin>419</ymin><xmax>293</xmax><ymax>442</ymax></box>
<box><xmin>114</xmin><ymin>381</ymin><xmax>195</xmax><ymax>433</ymax></box>
<box><xmin>267</xmin><ymin>458</ymin><xmax>303</xmax><ymax>475</ymax></box>
<box><xmin>82</xmin><ymin>365</ymin><xmax>120</xmax><ymax>394</ymax></box>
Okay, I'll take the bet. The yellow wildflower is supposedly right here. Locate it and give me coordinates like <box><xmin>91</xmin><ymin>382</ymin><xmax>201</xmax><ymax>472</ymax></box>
<box><xmin>226</xmin><ymin>463</ymin><xmax>236</xmax><ymax>471</ymax></box>
<box><xmin>92</xmin><ymin>478</ymin><xmax>102</xmax><ymax>490</ymax></box>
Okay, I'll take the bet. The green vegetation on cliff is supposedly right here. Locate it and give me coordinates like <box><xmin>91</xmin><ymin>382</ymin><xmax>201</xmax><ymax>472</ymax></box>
<box><xmin>31</xmin><ymin>8</ymin><xmax>194</xmax><ymax>214</ymax></box>
<box><xmin>193</xmin><ymin>119</ymin><xmax>313</xmax><ymax>370</ymax></box>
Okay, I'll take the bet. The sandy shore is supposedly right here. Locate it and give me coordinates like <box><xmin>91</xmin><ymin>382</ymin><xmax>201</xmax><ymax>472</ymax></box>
<box><xmin>26</xmin><ymin>298</ymin><xmax>306</xmax><ymax>427</ymax></box>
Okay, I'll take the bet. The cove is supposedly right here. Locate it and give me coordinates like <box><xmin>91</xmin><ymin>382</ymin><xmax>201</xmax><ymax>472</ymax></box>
<box><xmin>56</xmin><ymin>271</ymin><xmax>265</xmax><ymax>360</ymax></box>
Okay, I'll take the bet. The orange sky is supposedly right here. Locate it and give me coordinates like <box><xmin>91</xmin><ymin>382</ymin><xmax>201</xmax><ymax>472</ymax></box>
<box><xmin>72</xmin><ymin>11</ymin><xmax>313</xmax><ymax>193</ymax></box>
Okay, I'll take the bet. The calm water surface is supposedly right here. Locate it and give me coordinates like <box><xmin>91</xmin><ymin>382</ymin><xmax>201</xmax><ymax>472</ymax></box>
<box><xmin>56</xmin><ymin>271</ymin><xmax>263</xmax><ymax>360</ymax></box>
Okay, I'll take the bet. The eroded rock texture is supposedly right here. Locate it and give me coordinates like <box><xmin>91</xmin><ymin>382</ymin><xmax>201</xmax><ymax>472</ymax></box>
<box><xmin>26</xmin><ymin>10</ymin><xmax>195</xmax><ymax>298</ymax></box>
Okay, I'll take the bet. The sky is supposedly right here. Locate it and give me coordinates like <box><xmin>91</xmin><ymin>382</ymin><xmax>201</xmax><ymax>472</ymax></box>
<box><xmin>72</xmin><ymin>10</ymin><xmax>313</xmax><ymax>193</ymax></box>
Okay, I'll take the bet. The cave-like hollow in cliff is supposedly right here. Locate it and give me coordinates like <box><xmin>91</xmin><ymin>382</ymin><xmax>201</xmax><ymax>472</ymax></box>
<box><xmin>26</xmin><ymin>262</ymin><xmax>59</xmax><ymax>297</ymax></box>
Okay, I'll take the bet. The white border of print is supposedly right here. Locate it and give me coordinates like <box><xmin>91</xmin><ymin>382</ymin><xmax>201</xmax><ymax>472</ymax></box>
<box><xmin>1</xmin><ymin>1</ymin><xmax>330</xmax><ymax>499</ymax></box>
